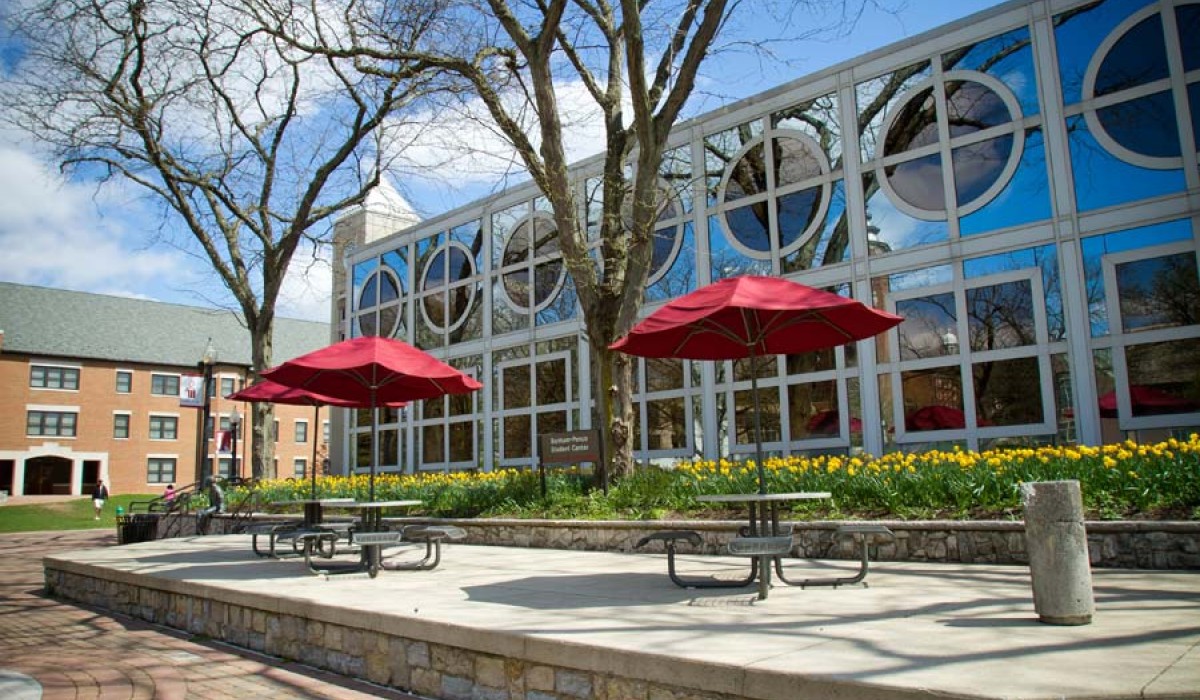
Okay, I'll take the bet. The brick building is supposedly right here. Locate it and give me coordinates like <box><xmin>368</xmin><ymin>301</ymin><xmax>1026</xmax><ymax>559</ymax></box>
<box><xmin>0</xmin><ymin>282</ymin><xmax>331</xmax><ymax>497</ymax></box>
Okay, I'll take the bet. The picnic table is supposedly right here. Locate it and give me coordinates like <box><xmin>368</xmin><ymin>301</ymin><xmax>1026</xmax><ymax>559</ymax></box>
<box><xmin>305</xmin><ymin>500</ymin><xmax>421</xmax><ymax>578</ymax></box>
<box><xmin>637</xmin><ymin>492</ymin><xmax>831</xmax><ymax>600</ymax></box>
<box><xmin>251</xmin><ymin>498</ymin><xmax>357</xmax><ymax>559</ymax></box>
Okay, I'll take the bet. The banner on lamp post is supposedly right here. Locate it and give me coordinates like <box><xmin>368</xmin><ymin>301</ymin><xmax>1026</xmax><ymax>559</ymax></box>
<box><xmin>180</xmin><ymin>374</ymin><xmax>204</xmax><ymax>408</ymax></box>
<box><xmin>216</xmin><ymin>430</ymin><xmax>233</xmax><ymax>455</ymax></box>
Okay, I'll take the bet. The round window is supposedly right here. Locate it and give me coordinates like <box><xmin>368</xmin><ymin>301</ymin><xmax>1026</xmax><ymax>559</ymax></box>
<box><xmin>1082</xmin><ymin>4</ymin><xmax>1197</xmax><ymax>168</ymax></box>
<box><xmin>877</xmin><ymin>73</ymin><xmax>1023</xmax><ymax>219</ymax></box>
<box><xmin>419</xmin><ymin>242</ymin><xmax>478</xmax><ymax>333</ymax></box>
<box><xmin>499</xmin><ymin>214</ymin><xmax>565</xmax><ymax>312</ymax></box>
<box><xmin>717</xmin><ymin>131</ymin><xmax>832</xmax><ymax>259</ymax></box>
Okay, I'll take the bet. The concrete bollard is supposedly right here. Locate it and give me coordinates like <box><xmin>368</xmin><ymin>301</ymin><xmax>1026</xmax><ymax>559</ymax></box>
<box><xmin>1022</xmin><ymin>480</ymin><xmax>1094</xmax><ymax>625</ymax></box>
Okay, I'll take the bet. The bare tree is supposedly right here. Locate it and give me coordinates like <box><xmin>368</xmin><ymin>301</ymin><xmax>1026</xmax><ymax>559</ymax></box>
<box><xmin>2</xmin><ymin>0</ymin><xmax>446</xmax><ymax>479</ymax></box>
<box><xmin>253</xmin><ymin>0</ymin><xmax>752</xmax><ymax>480</ymax></box>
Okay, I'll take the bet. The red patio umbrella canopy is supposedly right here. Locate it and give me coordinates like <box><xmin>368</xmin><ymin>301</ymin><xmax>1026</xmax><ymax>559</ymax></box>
<box><xmin>611</xmin><ymin>276</ymin><xmax>902</xmax><ymax>494</ymax></box>
<box><xmin>261</xmin><ymin>336</ymin><xmax>482</xmax><ymax>404</ymax></box>
<box><xmin>260</xmin><ymin>336</ymin><xmax>482</xmax><ymax>501</ymax></box>
<box><xmin>609</xmin><ymin>275</ymin><xmax>903</xmax><ymax>360</ymax></box>
<box><xmin>228</xmin><ymin>380</ymin><xmax>410</xmax><ymax>497</ymax></box>
<box><xmin>807</xmin><ymin>410</ymin><xmax>863</xmax><ymax>435</ymax></box>
<box><xmin>228</xmin><ymin>378</ymin><xmax>373</xmax><ymax>408</ymax></box>
<box><xmin>1098</xmin><ymin>385</ymin><xmax>1198</xmax><ymax>418</ymax></box>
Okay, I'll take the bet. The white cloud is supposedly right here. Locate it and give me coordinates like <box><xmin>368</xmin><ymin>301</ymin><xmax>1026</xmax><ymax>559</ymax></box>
<box><xmin>0</xmin><ymin>137</ymin><xmax>186</xmax><ymax>298</ymax></box>
<box><xmin>384</xmin><ymin>79</ymin><xmax>626</xmax><ymax>189</ymax></box>
<box><xmin>277</xmin><ymin>243</ymin><xmax>334</xmax><ymax>323</ymax></box>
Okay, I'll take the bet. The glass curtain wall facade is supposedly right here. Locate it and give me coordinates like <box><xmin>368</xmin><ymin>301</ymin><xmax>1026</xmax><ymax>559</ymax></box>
<box><xmin>342</xmin><ymin>0</ymin><xmax>1200</xmax><ymax>474</ymax></box>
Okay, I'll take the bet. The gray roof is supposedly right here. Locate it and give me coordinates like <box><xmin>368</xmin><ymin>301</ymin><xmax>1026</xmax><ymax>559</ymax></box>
<box><xmin>0</xmin><ymin>282</ymin><xmax>331</xmax><ymax>369</ymax></box>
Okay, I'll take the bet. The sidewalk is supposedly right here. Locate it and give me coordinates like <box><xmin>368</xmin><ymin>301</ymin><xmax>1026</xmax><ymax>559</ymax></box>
<box><xmin>0</xmin><ymin>529</ymin><xmax>423</xmax><ymax>699</ymax></box>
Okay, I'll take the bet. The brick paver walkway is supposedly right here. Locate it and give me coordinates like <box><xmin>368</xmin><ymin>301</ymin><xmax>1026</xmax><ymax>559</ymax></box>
<box><xmin>0</xmin><ymin>529</ymin><xmax>423</xmax><ymax>699</ymax></box>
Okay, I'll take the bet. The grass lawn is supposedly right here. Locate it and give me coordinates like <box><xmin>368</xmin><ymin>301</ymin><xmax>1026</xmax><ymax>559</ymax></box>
<box><xmin>0</xmin><ymin>494</ymin><xmax>158</xmax><ymax>533</ymax></box>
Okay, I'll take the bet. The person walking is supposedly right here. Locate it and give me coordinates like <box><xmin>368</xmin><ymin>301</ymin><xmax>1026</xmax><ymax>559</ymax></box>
<box><xmin>91</xmin><ymin>480</ymin><xmax>109</xmax><ymax>520</ymax></box>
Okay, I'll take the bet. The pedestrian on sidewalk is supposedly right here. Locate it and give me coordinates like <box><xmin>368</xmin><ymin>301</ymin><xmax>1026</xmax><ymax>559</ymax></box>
<box><xmin>91</xmin><ymin>480</ymin><xmax>109</xmax><ymax>520</ymax></box>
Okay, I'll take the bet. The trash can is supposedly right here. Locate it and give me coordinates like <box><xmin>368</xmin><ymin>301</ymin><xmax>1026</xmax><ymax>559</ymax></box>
<box><xmin>117</xmin><ymin>513</ymin><xmax>160</xmax><ymax>545</ymax></box>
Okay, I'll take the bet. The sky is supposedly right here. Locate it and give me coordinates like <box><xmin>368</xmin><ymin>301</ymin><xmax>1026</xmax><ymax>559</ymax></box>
<box><xmin>0</xmin><ymin>1</ymin><xmax>1006</xmax><ymax>323</ymax></box>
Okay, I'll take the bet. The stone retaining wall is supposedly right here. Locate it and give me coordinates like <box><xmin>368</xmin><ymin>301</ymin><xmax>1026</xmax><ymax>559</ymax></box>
<box><xmin>206</xmin><ymin>516</ymin><xmax>1200</xmax><ymax>569</ymax></box>
<box><xmin>44</xmin><ymin>567</ymin><xmax>745</xmax><ymax>700</ymax></box>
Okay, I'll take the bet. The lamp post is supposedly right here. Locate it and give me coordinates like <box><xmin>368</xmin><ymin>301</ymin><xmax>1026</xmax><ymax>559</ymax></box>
<box><xmin>195</xmin><ymin>338</ymin><xmax>217</xmax><ymax>484</ymax></box>
<box><xmin>229</xmin><ymin>407</ymin><xmax>242</xmax><ymax>480</ymax></box>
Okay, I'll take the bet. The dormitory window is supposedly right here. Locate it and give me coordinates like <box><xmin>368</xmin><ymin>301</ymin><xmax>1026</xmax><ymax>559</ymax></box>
<box><xmin>115</xmin><ymin>371</ymin><xmax>132</xmax><ymax>393</ymax></box>
<box><xmin>293</xmin><ymin>458</ymin><xmax>307</xmax><ymax>478</ymax></box>
<box><xmin>147</xmin><ymin>458</ymin><xmax>175</xmax><ymax>484</ymax></box>
<box><xmin>221</xmin><ymin>377</ymin><xmax>235</xmax><ymax>398</ymax></box>
<box><xmin>151</xmin><ymin>374</ymin><xmax>180</xmax><ymax>396</ymax></box>
<box><xmin>113</xmin><ymin>414</ymin><xmax>130</xmax><ymax>439</ymax></box>
<box><xmin>27</xmin><ymin>411</ymin><xmax>77</xmax><ymax>437</ymax></box>
<box><xmin>295</xmin><ymin>421</ymin><xmax>308</xmax><ymax>444</ymax></box>
<box><xmin>31</xmin><ymin>365</ymin><xmax>79</xmax><ymax>390</ymax></box>
<box><xmin>149</xmin><ymin>415</ymin><xmax>178</xmax><ymax>440</ymax></box>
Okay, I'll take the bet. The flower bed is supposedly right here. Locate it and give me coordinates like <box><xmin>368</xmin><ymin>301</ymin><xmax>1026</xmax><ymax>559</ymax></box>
<box><xmin>231</xmin><ymin>435</ymin><xmax>1200</xmax><ymax>522</ymax></box>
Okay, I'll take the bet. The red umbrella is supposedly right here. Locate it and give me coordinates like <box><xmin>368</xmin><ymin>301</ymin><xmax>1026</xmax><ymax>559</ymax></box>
<box><xmin>1098</xmin><ymin>385</ymin><xmax>1198</xmax><ymax>418</ymax></box>
<box><xmin>260</xmin><ymin>336</ymin><xmax>482</xmax><ymax>500</ymax></box>
<box><xmin>227</xmin><ymin>379</ymin><xmax>407</xmax><ymax>499</ymax></box>
<box><xmin>806</xmin><ymin>410</ymin><xmax>863</xmax><ymax>435</ymax></box>
<box><xmin>611</xmin><ymin>275</ymin><xmax>902</xmax><ymax>491</ymax></box>
<box><xmin>905</xmin><ymin>405</ymin><xmax>967</xmax><ymax>431</ymax></box>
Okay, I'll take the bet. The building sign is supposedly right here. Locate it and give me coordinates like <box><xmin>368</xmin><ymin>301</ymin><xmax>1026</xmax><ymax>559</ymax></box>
<box><xmin>179</xmin><ymin>374</ymin><xmax>204</xmax><ymax>408</ymax></box>
<box><xmin>539</xmin><ymin>430</ymin><xmax>601</xmax><ymax>465</ymax></box>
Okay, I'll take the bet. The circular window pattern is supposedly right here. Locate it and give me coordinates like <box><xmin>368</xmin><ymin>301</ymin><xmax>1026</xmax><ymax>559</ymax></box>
<box><xmin>717</xmin><ymin>130</ymin><xmax>832</xmax><ymax>259</ymax></box>
<box><xmin>620</xmin><ymin>179</ymin><xmax>686</xmax><ymax>284</ymax></box>
<box><xmin>420</xmin><ymin>242</ymin><xmax>478</xmax><ymax>333</ymax></box>
<box><xmin>876</xmin><ymin>72</ymin><xmax>1023</xmax><ymax>219</ymax></box>
<box><xmin>356</xmin><ymin>266</ymin><xmax>402</xmax><ymax>337</ymax></box>
<box><xmin>499</xmin><ymin>213</ymin><xmax>565</xmax><ymax>313</ymax></box>
<box><xmin>1082</xmin><ymin>3</ymin><xmax>1198</xmax><ymax>169</ymax></box>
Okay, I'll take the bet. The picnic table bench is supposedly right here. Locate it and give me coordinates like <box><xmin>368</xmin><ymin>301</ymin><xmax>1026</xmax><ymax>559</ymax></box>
<box><xmin>637</xmin><ymin>519</ymin><xmax>895</xmax><ymax>595</ymax></box>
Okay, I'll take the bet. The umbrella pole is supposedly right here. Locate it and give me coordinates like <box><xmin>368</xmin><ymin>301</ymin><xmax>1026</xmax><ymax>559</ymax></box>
<box><xmin>750</xmin><ymin>358</ymin><xmax>767</xmax><ymax>496</ymax></box>
<box><xmin>370</xmin><ymin>393</ymin><xmax>378</xmax><ymax>504</ymax></box>
<box><xmin>311</xmin><ymin>405</ymin><xmax>320</xmax><ymax>501</ymax></box>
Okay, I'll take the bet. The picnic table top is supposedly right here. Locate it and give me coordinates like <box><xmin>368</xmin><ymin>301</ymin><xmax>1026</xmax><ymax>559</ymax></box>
<box><xmin>695</xmin><ymin>491</ymin><xmax>831</xmax><ymax>503</ymax></box>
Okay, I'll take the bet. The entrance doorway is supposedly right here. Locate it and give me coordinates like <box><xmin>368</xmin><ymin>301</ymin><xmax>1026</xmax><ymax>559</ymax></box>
<box><xmin>82</xmin><ymin>460</ymin><xmax>100</xmax><ymax>487</ymax></box>
<box><xmin>24</xmin><ymin>456</ymin><xmax>73</xmax><ymax>495</ymax></box>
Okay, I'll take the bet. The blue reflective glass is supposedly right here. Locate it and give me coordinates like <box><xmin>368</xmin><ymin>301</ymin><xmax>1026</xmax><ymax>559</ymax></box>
<box><xmin>1067</xmin><ymin>115</ymin><xmax>1185</xmax><ymax>211</ymax></box>
<box><xmin>952</xmin><ymin>134</ymin><xmax>1014</xmax><ymax>206</ymax></box>
<box><xmin>864</xmin><ymin>174</ymin><xmax>949</xmax><ymax>253</ymax></box>
<box><xmin>1079</xmin><ymin>218</ymin><xmax>1194</xmax><ymax>336</ymax></box>
<box><xmin>960</xmin><ymin>128</ymin><xmax>1050</xmax><ymax>236</ymax></box>
<box><xmin>943</xmin><ymin>26</ymin><xmax>1039</xmax><ymax>117</ymax></box>
<box><xmin>726</xmin><ymin>203</ymin><xmax>771</xmax><ymax>252</ymax></box>
<box><xmin>709</xmin><ymin>216</ymin><xmax>769</xmax><ymax>279</ymax></box>
<box><xmin>946</xmin><ymin>81</ymin><xmax>1011</xmax><ymax>135</ymax></box>
<box><xmin>776</xmin><ymin>187</ymin><xmax>822</xmax><ymax>249</ymax></box>
<box><xmin>353</xmin><ymin>258</ymin><xmax>377</xmax><ymax>309</ymax></box>
<box><xmin>447</xmin><ymin>248</ymin><xmax>471</xmax><ymax>283</ymax></box>
<box><xmin>888</xmin><ymin>265</ymin><xmax>954</xmax><ymax>292</ymax></box>
<box><xmin>647</xmin><ymin>222</ymin><xmax>696</xmax><ymax>302</ymax></box>
<box><xmin>650</xmin><ymin>225</ymin><xmax>678</xmax><ymax>278</ymax></box>
<box><xmin>886</xmin><ymin>152</ymin><xmax>945</xmax><ymax>212</ymax></box>
<box><xmin>1096</xmin><ymin>90</ymin><xmax>1180</xmax><ymax>157</ymax></box>
<box><xmin>382</xmin><ymin>250</ymin><xmax>406</xmax><ymax>294</ymax></box>
<box><xmin>782</xmin><ymin>181</ymin><xmax>848</xmax><ymax>273</ymax></box>
<box><xmin>1055</xmin><ymin>0</ymin><xmax>1157</xmax><ymax>106</ymax></box>
<box><xmin>1095</xmin><ymin>14</ymin><xmax>1168</xmax><ymax>96</ymax></box>
<box><xmin>1179</xmin><ymin>5</ymin><xmax>1200</xmax><ymax>72</ymax></box>
<box><xmin>725</xmin><ymin>143</ymin><xmax>767</xmax><ymax>201</ymax></box>
<box><xmin>883</xmin><ymin>87</ymin><xmax>938</xmax><ymax>156</ymax></box>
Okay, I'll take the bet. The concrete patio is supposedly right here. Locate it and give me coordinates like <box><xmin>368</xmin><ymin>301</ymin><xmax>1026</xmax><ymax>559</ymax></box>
<box><xmin>43</xmin><ymin>535</ymin><xmax>1200</xmax><ymax>699</ymax></box>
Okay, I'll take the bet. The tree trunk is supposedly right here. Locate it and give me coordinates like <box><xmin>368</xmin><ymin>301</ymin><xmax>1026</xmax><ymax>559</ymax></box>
<box><xmin>248</xmin><ymin>314</ymin><xmax>277</xmax><ymax>480</ymax></box>
<box><xmin>594</xmin><ymin>344</ymin><xmax>635</xmax><ymax>479</ymax></box>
